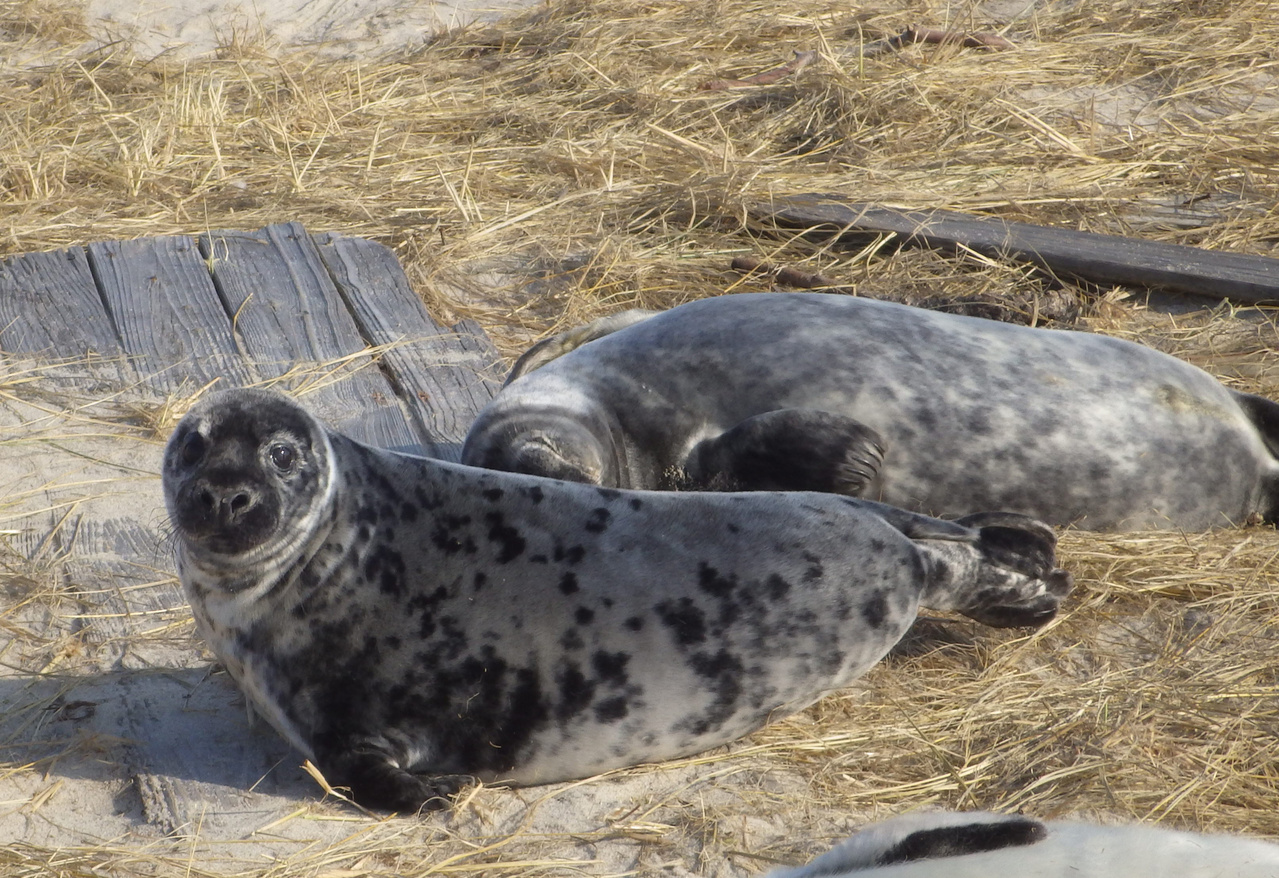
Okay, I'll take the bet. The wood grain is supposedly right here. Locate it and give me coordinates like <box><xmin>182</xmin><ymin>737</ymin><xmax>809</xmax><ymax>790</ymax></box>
<box><xmin>313</xmin><ymin>231</ymin><xmax>501</xmax><ymax>460</ymax></box>
<box><xmin>200</xmin><ymin>223</ymin><xmax>421</xmax><ymax>450</ymax></box>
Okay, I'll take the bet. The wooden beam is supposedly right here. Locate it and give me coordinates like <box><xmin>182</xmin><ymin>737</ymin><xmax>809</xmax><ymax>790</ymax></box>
<box><xmin>199</xmin><ymin>223</ymin><xmax>422</xmax><ymax>451</ymax></box>
<box><xmin>313</xmin><ymin>231</ymin><xmax>501</xmax><ymax>461</ymax></box>
<box><xmin>87</xmin><ymin>234</ymin><xmax>256</xmax><ymax>393</ymax></box>
<box><xmin>0</xmin><ymin>246</ymin><xmax>126</xmax><ymax>359</ymax></box>
<box><xmin>755</xmin><ymin>194</ymin><xmax>1279</xmax><ymax>304</ymax></box>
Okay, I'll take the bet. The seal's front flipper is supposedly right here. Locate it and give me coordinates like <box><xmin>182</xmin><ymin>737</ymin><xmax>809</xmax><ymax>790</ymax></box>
<box><xmin>917</xmin><ymin>511</ymin><xmax>1073</xmax><ymax>629</ymax></box>
<box><xmin>684</xmin><ymin>409</ymin><xmax>885</xmax><ymax>495</ymax></box>
<box><xmin>323</xmin><ymin>745</ymin><xmax>472</xmax><ymax>813</ymax></box>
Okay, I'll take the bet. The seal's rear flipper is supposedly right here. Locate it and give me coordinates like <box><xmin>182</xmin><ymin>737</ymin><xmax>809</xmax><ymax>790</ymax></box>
<box><xmin>917</xmin><ymin>511</ymin><xmax>1073</xmax><ymax>628</ymax></box>
<box><xmin>1231</xmin><ymin>391</ymin><xmax>1279</xmax><ymax>524</ymax></box>
<box><xmin>684</xmin><ymin>409</ymin><xmax>885</xmax><ymax>495</ymax></box>
<box><xmin>505</xmin><ymin>309</ymin><xmax>658</xmax><ymax>385</ymax></box>
<box><xmin>1232</xmin><ymin>391</ymin><xmax>1279</xmax><ymax>459</ymax></box>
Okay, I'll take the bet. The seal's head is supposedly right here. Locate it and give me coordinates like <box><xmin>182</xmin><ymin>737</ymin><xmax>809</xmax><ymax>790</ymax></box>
<box><xmin>163</xmin><ymin>389</ymin><xmax>334</xmax><ymax>576</ymax></box>
<box><xmin>462</xmin><ymin>403</ymin><xmax>627</xmax><ymax>486</ymax></box>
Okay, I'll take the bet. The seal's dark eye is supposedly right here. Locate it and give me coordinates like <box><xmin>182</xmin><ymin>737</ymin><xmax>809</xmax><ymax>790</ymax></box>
<box><xmin>180</xmin><ymin>432</ymin><xmax>206</xmax><ymax>467</ymax></box>
<box><xmin>269</xmin><ymin>443</ymin><xmax>297</xmax><ymax>472</ymax></box>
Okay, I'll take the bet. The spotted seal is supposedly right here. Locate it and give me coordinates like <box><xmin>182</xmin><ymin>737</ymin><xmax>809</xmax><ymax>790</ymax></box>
<box><xmin>163</xmin><ymin>388</ymin><xmax>1072</xmax><ymax>812</ymax></box>
<box><xmin>462</xmin><ymin>292</ymin><xmax>1279</xmax><ymax>530</ymax></box>
<box><xmin>763</xmin><ymin>810</ymin><xmax>1279</xmax><ymax>877</ymax></box>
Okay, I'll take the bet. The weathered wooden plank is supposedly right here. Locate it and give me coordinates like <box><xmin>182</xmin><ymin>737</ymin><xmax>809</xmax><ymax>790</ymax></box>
<box><xmin>0</xmin><ymin>247</ymin><xmax>125</xmax><ymax>359</ymax></box>
<box><xmin>313</xmin><ymin>232</ymin><xmax>502</xmax><ymax>460</ymax></box>
<box><xmin>757</xmin><ymin>194</ymin><xmax>1279</xmax><ymax>303</ymax></box>
<box><xmin>199</xmin><ymin>223</ymin><xmax>421</xmax><ymax>450</ymax></box>
<box><xmin>86</xmin><ymin>235</ymin><xmax>255</xmax><ymax>393</ymax></box>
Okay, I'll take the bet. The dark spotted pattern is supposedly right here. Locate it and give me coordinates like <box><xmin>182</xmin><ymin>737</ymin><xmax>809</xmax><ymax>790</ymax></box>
<box><xmin>462</xmin><ymin>292</ymin><xmax>1279</xmax><ymax>531</ymax></box>
<box><xmin>761</xmin><ymin>810</ymin><xmax>1279</xmax><ymax>878</ymax></box>
<box><xmin>165</xmin><ymin>389</ymin><xmax>1072</xmax><ymax>813</ymax></box>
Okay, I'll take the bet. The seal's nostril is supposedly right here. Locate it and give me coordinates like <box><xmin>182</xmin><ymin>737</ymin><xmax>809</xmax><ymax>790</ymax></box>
<box><xmin>229</xmin><ymin>492</ymin><xmax>252</xmax><ymax>515</ymax></box>
<box><xmin>197</xmin><ymin>488</ymin><xmax>216</xmax><ymax>510</ymax></box>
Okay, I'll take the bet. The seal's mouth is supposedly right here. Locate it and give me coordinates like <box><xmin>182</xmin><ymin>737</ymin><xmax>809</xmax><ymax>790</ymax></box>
<box><xmin>170</xmin><ymin>472</ymin><xmax>284</xmax><ymax>557</ymax></box>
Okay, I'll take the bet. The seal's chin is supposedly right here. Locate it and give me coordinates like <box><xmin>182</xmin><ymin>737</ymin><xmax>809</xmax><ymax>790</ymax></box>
<box><xmin>174</xmin><ymin>522</ymin><xmax>308</xmax><ymax>593</ymax></box>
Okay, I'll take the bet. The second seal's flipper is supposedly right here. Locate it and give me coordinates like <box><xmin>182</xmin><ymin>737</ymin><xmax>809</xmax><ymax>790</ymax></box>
<box><xmin>915</xmin><ymin>511</ymin><xmax>1073</xmax><ymax>629</ymax></box>
<box><xmin>684</xmin><ymin>409</ymin><xmax>885</xmax><ymax>495</ymax></box>
<box><xmin>505</xmin><ymin>309</ymin><xmax>658</xmax><ymax>385</ymax></box>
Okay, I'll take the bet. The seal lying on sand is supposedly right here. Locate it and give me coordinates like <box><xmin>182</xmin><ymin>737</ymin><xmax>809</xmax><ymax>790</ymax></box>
<box><xmin>763</xmin><ymin>810</ymin><xmax>1279</xmax><ymax>878</ymax></box>
<box><xmin>164</xmin><ymin>388</ymin><xmax>1072</xmax><ymax>811</ymax></box>
<box><xmin>462</xmin><ymin>293</ymin><xmax>1279</xmax><ymax>530</ymax></box>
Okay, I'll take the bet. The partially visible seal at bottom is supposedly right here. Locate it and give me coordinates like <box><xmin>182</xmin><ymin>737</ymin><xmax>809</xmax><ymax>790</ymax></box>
<box><xmin>764</xmin><ymin>810</ymin><xmax>1279</xmax><ymax>878</ymax></box>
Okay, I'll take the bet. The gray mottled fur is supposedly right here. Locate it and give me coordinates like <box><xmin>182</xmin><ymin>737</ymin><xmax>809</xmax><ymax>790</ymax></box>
<box><xmin>462</xmin><ymin>293</ymin><xmax>1279</xmax><ymax>531</ymax></box>
<box><xmin>164</xmin><ymin>389</ymin><xmax>1071</xmax><ymax>811</ymax></box>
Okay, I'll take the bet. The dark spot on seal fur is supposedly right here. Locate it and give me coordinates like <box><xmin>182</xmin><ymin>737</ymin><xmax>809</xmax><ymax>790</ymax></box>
<box><xmin>560</xmin><ymin>628</ymin><xmax>584</xmax><ymax>650</ymax></box>
<box><xmin>624</xmin><ymin>616</ymin><xmax>644</xmax><ymax>631</ymax></box>
<box><xmin>400</xmin><ymin>503</ymin><xmax>418</xmax><ymax>522</ymax></box>
<box><xmin>629</xmin><ymin>497</ymin><xmax>642</xmax><ymax>510</ymax></box>
<box><xmin>472</xmin><ymin>571</ymin><xmax>487</xmax><ymax>592</ymax></box>
<box><xmin>556</xmin><ymin>664</ymin><xmax>595</xmax><ymax>721</ymax></box>
<box><xmin>655</xmin><ymin>598</ymin><xmax>706</xmax><ymax>646</ymax></box>
<box><xmin>482</xmin><ymin>487</ymin><xmax>504</xmax><ymax>502</ymax></box>
<box><xmin>484</xmin><ymin>511</ymin><xmax>526</xmax><ymax>562</ymax></box>
<box><xmin>524</xmin><ymin>485</ymin><xmax>544</xmax><ymax>504</ymax></box>
<box><xmin>765</xmin><ymin>573</ymin><xmax>791</xmax><ymax>600</ymax></box>
<box><xmin>364</xmin><ymin>545</ymin><xmax>406</xmax><ymax>597</ymax></box>
<box><xmin>585</xmin><ymin>507</ymin><xmax>611</xmax><ymax>533</ymax></box>
<box><xmin>862</xmin><ymin>590</ymin><xmax>889</xmax><ymax>628</ymax></box>
<box><xmin>591</xmin><ymin>650</ymin><xmax>629</xmax><ymax>685</ymax></box>
<box><xmin>575</xmin><ymin>606</ymin><xmax>595</xmax><ymax>625</ymax></box>
<box><xmin>594</xmin><ymin>696</ymin><xmax>629</xmax><ymax>723</ymax></box>
<box><xmin>680</xmin><ymin>649</ymin><xmax>744</xmax><ymax>735</ymax></box>
<box><xmin>559</xmin><ymin>572</ymin><xmax>579</xmax><ymax>595</ymax></box>
<box><xmin>596</xmin><ymin>487</ymin><xmax>622</xmax><ymax>501</ymax></box>
<box><xmin>553</xmin><ymin>543</ymin><xmax>586</xmax><ymax>565</ymax></box>
<box><xmin>431</xmin><ymin>514</ymin><xmax>477</xmax><ymax>555</ymax></box>
<box><xmin>698</xmin><ymin>563</ymin><xmax>736</xmax><ymax>598</ymax></box>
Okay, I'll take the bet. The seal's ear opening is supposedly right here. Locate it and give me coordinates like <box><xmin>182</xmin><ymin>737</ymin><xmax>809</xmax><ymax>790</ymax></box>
<box><xmin>875</xmin><ymin>817</ymin><xmax>1048</xmax><ymax>865</ymax></box>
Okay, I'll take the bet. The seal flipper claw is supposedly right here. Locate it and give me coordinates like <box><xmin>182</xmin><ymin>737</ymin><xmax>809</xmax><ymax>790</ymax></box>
<box><xmin>916</xmin><ymin>511</ymin><xmax>1073</xmax><ymax>629</ymax></box>
<box><xmin>684</xmin><ymin>409</ymin><xmax>885</xmax><ymax>494</ymax></box>
<box><xmin>324</xmin><ymin>746</ymin><xmax>472</xmax><ymax>812</ymax></box>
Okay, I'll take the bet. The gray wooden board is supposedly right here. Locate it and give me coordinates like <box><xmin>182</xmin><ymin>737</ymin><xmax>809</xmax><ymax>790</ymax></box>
<box><xmin>199</xmin><ymin>223</ymin><xmax>422</xmax><ymax>450</ymax></box>
<box><xmin>313</xmin><ymin>231</ymin><xmax>501</xmax><ymax>460</ymax></box>
<box><xmin>87</xmin><ymin>235</ymin><xmax>258</xmax><ymax>393</ymax></box>
<box><xmin>0</xmin><ymin>247</ymin><xmax>125</xmax><ymax>360</ymax></box>
<box><xmin>758</xmin><ymin>194</ymin><xmax>1279</xmax><ymax>303</ymax></box>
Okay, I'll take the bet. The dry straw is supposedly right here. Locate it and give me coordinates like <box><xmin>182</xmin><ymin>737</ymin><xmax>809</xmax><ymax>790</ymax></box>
<box><xmin>2</xmin><ymin>0</ymin><xmax>1279</xmax><ymax>874</ymax></box>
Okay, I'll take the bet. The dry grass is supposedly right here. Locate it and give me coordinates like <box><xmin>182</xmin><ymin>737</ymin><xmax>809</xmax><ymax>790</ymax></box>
<box><xmin>3</xmin><ymin>0</ymin><xmax>1279</xmax><ymax>874</ymax></box>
